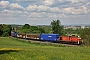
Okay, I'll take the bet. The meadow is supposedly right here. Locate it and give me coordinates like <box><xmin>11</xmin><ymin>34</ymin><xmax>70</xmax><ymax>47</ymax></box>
<box><xmin>0</xmin><ymin>37</ymin><xmax>90</xmax><ymax>60</ymax></box>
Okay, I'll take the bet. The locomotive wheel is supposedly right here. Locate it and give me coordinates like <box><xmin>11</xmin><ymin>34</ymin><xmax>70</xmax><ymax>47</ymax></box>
<box><xmin>77</xmin><ymin>40</ymin><xmax>80</xmax><ymax>45</ymax></box>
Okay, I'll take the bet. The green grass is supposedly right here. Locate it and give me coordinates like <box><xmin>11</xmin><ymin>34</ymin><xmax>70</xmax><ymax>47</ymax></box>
<box><xmin>0</xmin><ymin>37</ymin><xmax>90</xmax><ymax>60</ymax></box>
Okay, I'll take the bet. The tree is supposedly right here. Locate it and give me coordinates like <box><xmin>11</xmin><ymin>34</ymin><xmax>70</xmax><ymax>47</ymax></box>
<box><xmin>51</xmin><ymin>20</ymin><xmax>64</xmax><ymax>35</ymax></box>
<box><xmin>80</xmin><ymin>28</ymin><xmax>90</xmax><ymax>45</ymax></box>
<box><xmin>1</xmin><ymin>24</ymin><xmax>12</xmax><ymax>37</ymax></box>
<box><xmin>0</xmin><ymin>24</ymin><xmax>3</xmax><ymax>36</ymax></box>
<box><xmin>38</xmin><ymin>28</ymin><xmax>45</xmax><ymax>33</ymax></box>
<box><xmin>18</xmin><ymin>29</ymin><xmax>32</xmax><ymax>34</ymax></box>
<box><xmin>22</xmin><ymin>24</ymin><xmax>30</xmax><ymax>29</ymax></box>
<box><xmin>18</xmin><ymin>24</ymin><xmax>45</xmax><ymax>34</ymax></box>
<box><xmin>38</xmin><ymin>25</ymin><xmax>52</xmax><ymax>34</ymax></box>
<box><xmin>8</xmin><ymin>25</ymin><xmax>12</xmax><ymax>36</ymax></box>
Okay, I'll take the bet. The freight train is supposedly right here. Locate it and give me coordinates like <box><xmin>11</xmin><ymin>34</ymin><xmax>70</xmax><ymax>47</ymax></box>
<box><xmin>11</xmin><ymin>32</ymin><xmax>83</xmax><ymax>45</ymax></box>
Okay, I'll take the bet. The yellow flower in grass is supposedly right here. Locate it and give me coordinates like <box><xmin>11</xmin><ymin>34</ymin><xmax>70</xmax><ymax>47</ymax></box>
<box><xmin>0</xmin><ymin>48</ymin><xmax>22</xmax><ymax>50</ymax></box>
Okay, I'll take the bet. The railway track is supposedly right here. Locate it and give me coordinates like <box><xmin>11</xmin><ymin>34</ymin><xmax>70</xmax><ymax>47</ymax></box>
<box><xmin>29</xmin><ymin>40</ymin><xmax>78</xmax><ymax>47</ymax></box>
<box><xmin>11</xmin><ymin>37</ymin><xmax>79</xmax><ymax>47</ymax></box>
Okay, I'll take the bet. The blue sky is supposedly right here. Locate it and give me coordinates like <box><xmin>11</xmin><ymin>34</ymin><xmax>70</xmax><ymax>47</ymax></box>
<box><xmin>0</xmin><ymin>0</ymin><xmax>90</xmax><ymax>25</ymax></box>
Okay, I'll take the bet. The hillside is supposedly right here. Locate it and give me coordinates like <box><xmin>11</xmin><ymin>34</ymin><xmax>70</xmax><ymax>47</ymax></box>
<box><xmin>0</xmin><ymin>37</ymin><xmax>90</xmax><ymax>60</ymax></box>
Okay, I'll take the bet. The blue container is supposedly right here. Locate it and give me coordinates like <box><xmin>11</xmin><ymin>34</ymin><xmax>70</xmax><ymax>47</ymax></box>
<box><xmin>40</xmin><ymin>34</ymin><xmax>60</xmax><ymax>42</ymax></box>
<box><xmin>14</xmin><ymin>32</ymin><xmax>18</xmax><ymax>37</ymax></box>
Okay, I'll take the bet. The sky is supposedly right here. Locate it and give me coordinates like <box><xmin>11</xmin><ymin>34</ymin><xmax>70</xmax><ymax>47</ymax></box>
<box><xmin>0</xmin><ymin>0</ymin><xmax>90</xmax><ymax>25</ymax></box>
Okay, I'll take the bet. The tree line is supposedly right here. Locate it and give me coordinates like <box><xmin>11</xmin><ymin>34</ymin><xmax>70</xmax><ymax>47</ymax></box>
<box><xmin>0</xmin><ymin>24</ymin><xmax>12</xmax><ymax>37</ymax></box>
<box><xmin>15</xmin><ymin>24</ymin><xmax>45</xmax><ymax>34</ymax></box>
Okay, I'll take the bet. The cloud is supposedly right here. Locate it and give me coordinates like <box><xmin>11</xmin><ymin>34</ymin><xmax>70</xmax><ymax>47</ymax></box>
<box><xmin>0</xmin><ymin>0</ymin><xmax>90</xmax><ymax>25</ymax></box>
<box><xmin>0</xmin><ymin>1</ymin><xmax>24</xmax><ymax>10</ymax></box>
<box><xmin>1</xmin><ymin>9</ymin><xmax>23</xmax><ymax>18</ymax></box>
<box><xmin>26</xmin><ymin>4</ymin><xmax>37</xmax><ymax>11</ymax></box>
<box><xmin>2</xmin><ymin>9</ymin><xmax>14</xmax><ymax>13</ymax></box>
<box><xmin>0</xmin><ymin>1</ymin><xmax>24</xmax><ymax>19</ymax></box>
<box><xmin>69</xmin><ymin>0</ymin><xmax>88</xmax><ymax>3</ymax></box>
<box><xmin>0</xmin><ymin>1</ymin><xmax>9</xmax><ymax>8</ymax></box>
<box><xmin>26</xmin><ymin>3</ymin><xmax>90</xmax><ymax>15</ymax></box>
<box><xmin>15</xmin><ymin>0</ymin><xmax>36</xmax><ymax>2</ymax></box>
<box><xmin>62</xmin><ymin>7</ymin><xmax>88</xmax><ymax>15</ymax></box>
<box><xmin>37</xmin><ymin>5</ymin><xmax>50</xmax><ymax>12</ymax></box>
<box><xmin>10</xmin><ymin>3</ymin><xmax>24</xmax><ymax>10</ymax></box>
<box><xmin>0</xmin><ymin>0</ymin><xmax>90</xmax><ymax>15</ymax></box>
<box><xmin>43</xmin><ymin>0</ymin><xmax>54</xmax><ymax>6</ymax></box>
<box><xmin>26</xmin><ymin>4</ymin><xmax>61</xmax><ymax>13</ymax></box>
<box><xmin>2</xmin><ymin>0</ymin><xmax>8</xmax><ymax>1</ymax></box>
<box><xmin>15</xmin><ymin>0</ymin><xmax>38</xmax><ymax>4</ymax></box>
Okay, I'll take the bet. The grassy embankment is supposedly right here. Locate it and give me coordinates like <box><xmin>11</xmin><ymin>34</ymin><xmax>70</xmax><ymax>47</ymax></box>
<box><xmin>0</xmin><ymin>37</ymin><xmax>90</xmax><ymax>60</ymax></box>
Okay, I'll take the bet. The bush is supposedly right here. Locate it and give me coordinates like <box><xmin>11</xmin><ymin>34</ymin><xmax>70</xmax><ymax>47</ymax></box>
<box><xmin>2</xmin><ymin>32</ymin><xmax>9</xmax><ymax>37</ymax></box>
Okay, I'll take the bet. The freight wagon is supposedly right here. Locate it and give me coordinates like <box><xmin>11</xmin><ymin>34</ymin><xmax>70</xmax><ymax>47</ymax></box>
<box><xmin>11</xmin><ymin>32</ymin><xmax>83</xmax><ymax>44</ymax></box>
<box><xmin>40</xmin><ymin>34</ymin><xmax>60</xmax><ymax>42</ymax></box>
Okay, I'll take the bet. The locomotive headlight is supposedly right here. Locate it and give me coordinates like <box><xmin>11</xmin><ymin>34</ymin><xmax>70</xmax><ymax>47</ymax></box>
<box><xmin>79</xmin><ymin>38</ymin><xmax>81</xmax><ymax>39</ymax></box>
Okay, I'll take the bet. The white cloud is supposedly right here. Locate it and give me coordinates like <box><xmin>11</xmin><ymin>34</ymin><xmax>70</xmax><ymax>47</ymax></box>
<box><xmin>0</xmin><ymin>1</ymin><xmax>9</xmax><ymax>8</ymax></box>
<box><xmin>2</xmin><ymin>9</ymin><xmax>14</xmax><ymax>13</ymax></box>
<box><xmin>57</xmin><ymin>0</ymin><xmax>88</xmax><ymax>3</ymax></box>
<box><xmin>62</xmin><ymin>7</ymin><xmax>78</xmax><ymax>14</ymax></box>
<box><xmin>0</xmin><ymin>1</ymin><xmax>24</xmax><ymax>10</ymax></box>
<box><xmin>16</xmin><ymin>0</ymin><xmax>36</xmax><ymax>2</ymax></box>
<box><xmin>26</xmin><ymin>4</ymin><xmax>37</xmax><ymax>11</ymax></box>
<box><xmin>43</xmin><ymin>0</ymin><xmax>54</xmax><ymax>6</ymax></box>
<box><xmin>48</xmin><ymin>13</ymin><xmax>67</xmax><ymax>18</ymax></box>
<box><xmin>28</xmin><ymin>12</ymin><xmax>42</xmax><ymax>18</ymax></box>
<box><xmin>37</xmin><ymin>5</ymin><xmax>50</xmax><ymax>12</ymax></box>
<box><xmin>69</xmin><ymin>0</ymin><xmax>88</xmax><ymax>3</ymax></box>
<box><xmin>27</xmin><ymin>11</ymin><xmax>67</xmax><ymax>19</ymax></box>
<box><xmin>86</xmin><ymin>2</ymin><xmax>90</xmax><ymax>12</ymax></box>
<box><xmin>26</xmin><ymin>4</ymin><xmax>61</xmax><ymax>13</ymax></box>
<box><xmin>50</xmin><ymin>7</ymin><xmax>61</xmax><ymax>13</ymax></box>
<box><xmin>62</xmin><ymin>4</ymin><xmax>89</xmax><ymax>15</ymax></box>
<box><xmin>86</xmin><ymin>2</ymin><xmax>90</xmax><ymax>6</ymax></box>
<box><xmin>10</xmin><ymin>3</ymin><xmax>24</xmax><ymax>9</ymax></box>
